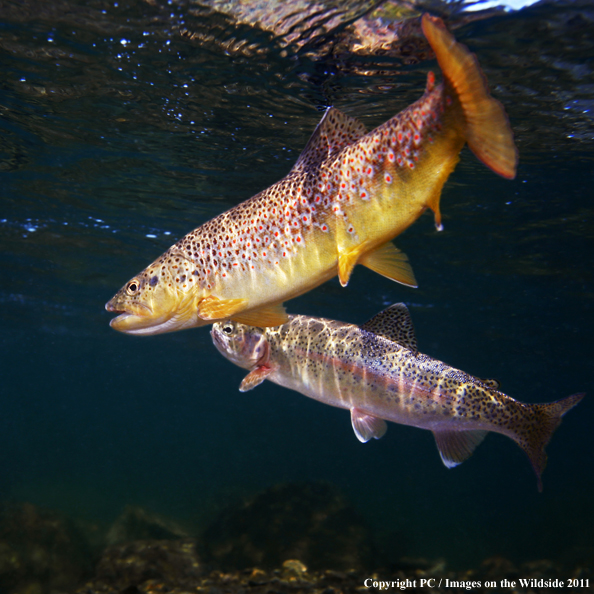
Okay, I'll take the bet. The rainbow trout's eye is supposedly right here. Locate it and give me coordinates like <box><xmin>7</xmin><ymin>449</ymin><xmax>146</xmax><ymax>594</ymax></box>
<box><xmin>222</xmin><ymin>323</ymin><xmax>234</xmax><ymax>335</ymax></box>
<box><xmin>126</xmin><ymin>279</ymin><xmax>140</xmax><ymax>295</ymax></box>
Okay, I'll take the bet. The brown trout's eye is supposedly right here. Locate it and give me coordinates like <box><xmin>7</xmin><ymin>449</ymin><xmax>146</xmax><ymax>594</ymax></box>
<box><xmin>126</xmin><ymin>279</ymin><xmax>140</xmax><ymax>295</ymax></box>
<box><xmin>222</xmin><ymin>323</ymin><xmax>234</xmax><ymax>335</ymax></box>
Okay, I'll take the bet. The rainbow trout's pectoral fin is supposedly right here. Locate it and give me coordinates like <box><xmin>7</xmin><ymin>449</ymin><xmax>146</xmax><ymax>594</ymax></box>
<box><xmin>232</xmin><ymin>303</ymin><xmax>288</xmax><ymax>327</ymax></box>
<box><xmin>433</xmin><ymin>429</ymin><xmax>488</xmax><ymax>468</ymax></box>
<box><xmin>292</xmin><ymin>107</ymin><xmax>367</xmax><ymax>174</ymax></box>
<box><xmin>359</xmin><ymin>242</ymin><xmax>418</xmax><ymax>288</ymax></box>
<box><xmin>239</xmin><ymin>366</ymin><xmax>272</xmax><ymax>392</ymax></box>
<box><xmin>351</xmin><ymin>408</ymin><xmax>388</xmax><ymax>443</ymax></box>
<box><xmin>198</xmin><ymin>296</ymin><xmax>248</xmax><ymax>321</ymax></box>
<box><xmin>360</xmin><ymin>303</ymin><xmax>418</xmax><ymax>354</ymax></box>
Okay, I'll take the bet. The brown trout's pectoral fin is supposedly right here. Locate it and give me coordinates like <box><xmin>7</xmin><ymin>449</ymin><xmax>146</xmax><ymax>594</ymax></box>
<box><xmin>433</xmin><ymin>429</ymin><xmax>488</xmax><ymax>468</ymax></box>
<box><xmin>360</xmin><ymin>303</ymin><xmax>418</xmax><ymax>354</ymax></box>
<box><xmin>359</xmin><ymin>242</ymin><xmax>418</xmax><ymax>288</ymax></box>
<box><xmin>239</xmin><ymin>366</ymin><xmax>272</xmax><ymax>392</ymax></box>
<box><xmin>231</xmin><ymin>303</ymin><xmax>288</xmax><ymax>327</ymax></box>
<box><xmin>351</xmin><ymin>408</ymin><xmax>388</xmax><ymax>443</ymax></box>
<box><xmin>291</xmin><ymin>107</ymin><xmax>367</xmax><ymax>174</ymax></box>
<box><xmin>198</xmin><ymin>295</ymin><xmax>248</xmax><ymax>321</ymax></box>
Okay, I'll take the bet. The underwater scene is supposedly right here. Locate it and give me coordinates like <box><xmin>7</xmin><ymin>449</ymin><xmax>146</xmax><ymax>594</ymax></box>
<box><xmin>1</xmin><ymin>0</ymin><xmax>593</xmax><ymax>592</ymax></box>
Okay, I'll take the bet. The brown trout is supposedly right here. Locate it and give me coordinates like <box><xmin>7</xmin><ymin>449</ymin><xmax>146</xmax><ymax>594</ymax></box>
<box><xmin>106</xmin><ymin>15</ymin><xmax>517</xmax><ymax>335</ymax></box>
<box><xmin>211</xmin><ymin>304</ymin><xmax>583</xmax><ymax>491</ymax></box>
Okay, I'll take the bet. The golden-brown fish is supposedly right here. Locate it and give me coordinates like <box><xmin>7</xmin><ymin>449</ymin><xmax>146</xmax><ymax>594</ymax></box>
<box><xmin>106</xmin><ymin>15</ymin><xmax>517</xmax><ymax>335</ymax></box>
<box><xmin>211</xmin><ymin>304</ymin><xmax>583</xmax><ymax>491</ymax></box>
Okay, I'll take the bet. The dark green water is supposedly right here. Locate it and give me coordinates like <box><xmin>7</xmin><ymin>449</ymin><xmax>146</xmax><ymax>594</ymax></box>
<box><xmin>1</xmin><ymin>0</ymin><xmax>593</xmax><ymax>574</ymax></box>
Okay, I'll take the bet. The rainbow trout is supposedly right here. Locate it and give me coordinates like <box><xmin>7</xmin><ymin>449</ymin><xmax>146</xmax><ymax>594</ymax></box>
<box><xmin>211</xmin><ymin>304</ymin><xmax>583</xmax><ymax>491</ymax></box>
<box><xmin>106</xmin><ymin>15</ymin><xmax>517</xmax><ymax>335</ymax></box>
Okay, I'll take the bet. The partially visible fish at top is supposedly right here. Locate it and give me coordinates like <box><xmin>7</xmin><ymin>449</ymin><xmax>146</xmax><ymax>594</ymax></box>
<box><xmin>211</xmin><ymin>305</ymin><xmax>583</xmax><ymax>491</ymax></box>
<box><xmin>106</xmin><ymin>15</ymin><xmax>518</xmax><ymax>335</ymax></box>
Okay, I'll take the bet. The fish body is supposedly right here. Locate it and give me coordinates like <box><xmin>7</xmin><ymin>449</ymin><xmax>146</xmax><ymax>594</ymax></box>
<box><xmin>106</xmin><ymin>15</ymin><xmax>517</xmax><ymax>335</ymax></box>
<box><xmin>211</xmin><ymin>304</ymin><xmax>583</xmax><ymax>491</ymax></box>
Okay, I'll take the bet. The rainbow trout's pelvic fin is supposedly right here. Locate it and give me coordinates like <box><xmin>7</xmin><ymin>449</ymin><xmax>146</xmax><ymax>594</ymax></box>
<box><xmin>239</xmin><ymin>366</ymin><xmax>273</xmax><ymax>392</ymax></box>
<box><xmin>351</xmin><ymin>408</ymin><xmax>388</xmax><ymax>443</ymax></box>
<box><xmin>433</xmin><ymin>429</ymin><xmax>488</xmax><ymax>468</ymax></box>
<box><xmin>198</xmin><ymin>295</ymin><xmax>248</xmax><ymax>321</ymax></box>
<box><xmin>231</xmin><ymin>303</ymin><xmax>288</xmax><ymax>327</ymax></box>
<box><xmin>359</xmin><ymin>242</ymin><xmax>418</xmax><ymax>288</ymax></box>
<box><xmin>360</xmin><ymin>303</ymin><xmax>418</xmax><ymax>355</ymax></box>
<box><xmin>291</xmin><ymin>107</ymin><xmax>367</xmax><ymax>174</ymax></box>
<box><xmin>513</xmin><ymin>392</ymin><xmax>584</xmax><ymax>492</ymax></box>
<box><xmin>421</xmin><ymin>14</ymin><xmax>518</xmax><ymax>180</ymax></box>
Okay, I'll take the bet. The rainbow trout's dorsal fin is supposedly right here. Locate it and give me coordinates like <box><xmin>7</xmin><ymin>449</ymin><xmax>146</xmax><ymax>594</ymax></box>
<box><xmin>360</xmin><ymin>303</ymin><xmax>418</xmax><ymax>355</ymax></box>
<box><xmin>433</xmin><ymin>430</ymin><xmax>488</xmax><ymax>468</ymax></box>
<box><xmin>477</xmin><ymin>377</ymin><xmax>501</xmax><ymax>390</ymax></box>
<box><xmin>291</xmin><ymin>107</ymin><xmax>367</xmax><ymax>174</ymax></box>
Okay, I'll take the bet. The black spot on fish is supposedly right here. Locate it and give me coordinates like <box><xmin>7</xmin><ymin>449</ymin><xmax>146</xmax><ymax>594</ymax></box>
<box><xmin>149</xmin><ymin>275</ymin><xmax>159</xmax><ymax>287</ymax></box>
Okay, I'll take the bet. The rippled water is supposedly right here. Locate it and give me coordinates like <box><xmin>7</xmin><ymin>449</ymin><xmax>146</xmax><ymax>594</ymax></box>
<box><xmin>1</xmin><ymin>0</ymin><xmax>593</xmax><ymax>573</ymax></box>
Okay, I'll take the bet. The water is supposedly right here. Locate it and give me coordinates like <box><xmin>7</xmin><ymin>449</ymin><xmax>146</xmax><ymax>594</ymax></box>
<box><xmin>1</xmin><ymin>0</ymin><xmax>593</xmax><ymax>579</ymax></box>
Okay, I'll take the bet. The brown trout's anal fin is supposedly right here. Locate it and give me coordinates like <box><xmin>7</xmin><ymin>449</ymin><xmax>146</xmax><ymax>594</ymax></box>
<box><xmin>421</xmin><ymin>14</ymin><xmax>518</xmax><ymax>180</ymax></box>
<box><xmin>433</xmin><ymin>429</ymin><xmax>488</xmax><ymax>468</ymax></box>
<box><xmin>360</xmin><ymin>303</ymin><xmax>418</xmax><ymax>354</ymax></box>
<box><xmin>232</xmin><ymin>303</ymin><xmax>288</xmax><ymax>327</ymax></box>
<box><xmin>511</xmin><ymin>392</ymin><xmax>584</xmax><ymax>492</ymax></box>
<box><xmin>239</xmin><ymin>366</ymin><xmax>273</xmax><ymax>392</ymax></box>
<box><xmin>359</xmin><ymin>242</ymin><xmax>418</xmax><ymax>288</ymax></box>
<box><xmin>291</xmin><ymin>107</ymin><xmax>367</xmax><ymax>174</ymax></box>
<box><xmin>198</xmin><ymin>295</ymin><xmax>248</xmax><ymax>321</ymax></box>
<box><xmin>351</xmin><ymin>408</ymin><xmax>388</xmax><ymax>443</ymax></box>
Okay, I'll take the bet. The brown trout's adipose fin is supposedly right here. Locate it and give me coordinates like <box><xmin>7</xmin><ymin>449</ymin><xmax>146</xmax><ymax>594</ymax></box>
<box><xmin>291</xmin><ymin>107</ymin><xmax>367</xmax><ymax>174</ymax></box>
<box><xmin>198</xmin><ymin>296</ymin><xmax>248</xmax><ymax>321</ymax></box>
<box><xmin>510</xmin><ymin>392</ymin><xmax>584</xmax><ymax>492</ymax></box>
<box><xmin>359</xmin><ymin>242</ymin><xmax>417</xmax><ymax>288</ymax></box>
<box><xmin>360</xmin><ymin>303</ymin><xmax>418</xmax><ymax>355</ymax></box>
<box><xmin>232</xmin><ymin>303</ymin><xmax>288</xmax><ymax>327</ymax></box>
<box><xmin>422</xmin><ymin>14</ymin><xmax>518</xmax><ymax>181</ymax></box>
<box><xmin>433</xmin><ymin>429</ymin><xmax>488</xmax><ymax>468</ymax></box>
<box><xmin>240</xmin><ymin>366</ymin><xmax>273</xmax><ymax>392</ymax></box>
<box><xmin>351</xmin><ymin>408</ymin><xmax>388</xmax><ymax>443</ymax></box>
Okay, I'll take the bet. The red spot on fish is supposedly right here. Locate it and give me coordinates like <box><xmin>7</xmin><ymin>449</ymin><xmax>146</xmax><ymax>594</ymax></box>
<box><xmin>385</xmin><ymin>174</ymin><xmax>392</xmax><ymax>183</ymax></box>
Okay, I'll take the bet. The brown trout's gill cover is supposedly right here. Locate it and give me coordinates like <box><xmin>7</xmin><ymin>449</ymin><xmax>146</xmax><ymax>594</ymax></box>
<box><xmin>106</xmin><ymin>15</ymin><xmax>517</xmax><ymax>335</ymax></box>
<box><xmin>211</xmin><ymin>305</ymin><xmax>584</xmax><ymax>492</ymax></box>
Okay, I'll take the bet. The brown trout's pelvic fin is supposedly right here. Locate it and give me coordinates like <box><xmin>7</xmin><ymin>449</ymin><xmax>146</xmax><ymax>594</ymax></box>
<box><xmin>291</xmin><ymin>107</ymin><xmax>367</xmax><ymax>175</ymax></box>
<box><xmin>421</xmin><ymin>14</ymin><xmax>518</xmax><ymax>180</ymax></box>
<box><xmin>511</xmin><ymin>392</ymin><xmax>584</xmax><ymax>492</ymax></box>
<box><xmin>433</xmin><ymin>429</ymin><xmax>488</xmax><ymax>468</ymax></box>
<box><xmin>198</xmin><ymin>295</ymin><xmax>247</xmax><ymax>321</ymax></box>
<box><xmin>239</xmin><ymin>366</ymin><xmax>273</xmax><ymax>392</ymax></box>
<box><xmin>358</xmin><ymin>242</ymin><xmax>418</xmax><ymax>288</ymax></box>
<box><xmin>360</xmin><ymin>303</ymin><xmax>418</xmax><ymax>355</ymax></box>
<box><xmin>232</xmin><ymin>303</ymin><xmax>288</xmax><ymax>327</ymax></box>
<box><xmin>351</xmin><ymin>408</ymin><xmax>388</xmax><ymax>443</ymax></box>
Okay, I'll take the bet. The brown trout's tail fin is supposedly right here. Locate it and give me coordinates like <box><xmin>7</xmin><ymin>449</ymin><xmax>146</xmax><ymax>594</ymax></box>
<box><xmin>421</xmin><ymin>14</ymin><xmax>518</xmax><ymax>180</ymax></box>
<box><xmin>512</xmin><ymin>392</ymin><xmax>584</xmax><ymax>492</ymax></box>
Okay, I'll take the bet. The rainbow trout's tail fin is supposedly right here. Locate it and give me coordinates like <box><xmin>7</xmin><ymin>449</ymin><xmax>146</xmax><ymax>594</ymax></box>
<box><xmin>421</xmin><ymin>14</ymin><xmax>518</xmax><ymax>180</ymax></box>
<box><xmin>512</xmin><ymin>392</ymin><xmax>584</xmax><ymax>492</ymax></box>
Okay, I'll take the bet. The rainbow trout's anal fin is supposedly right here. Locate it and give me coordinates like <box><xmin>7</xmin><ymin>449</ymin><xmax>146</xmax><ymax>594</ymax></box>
<box><xmin>433</xmin><ymin>429</ymin><xmax>488</xmax><ymax>468</ymax></box>
<box><xmin>421</xmin><ymin>14</ymin><xmax>518</xmax><ymax>180</ymax></box>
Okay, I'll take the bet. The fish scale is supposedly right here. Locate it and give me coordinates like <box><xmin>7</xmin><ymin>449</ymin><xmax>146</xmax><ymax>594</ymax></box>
<box><xmin>106</xmin><ymin>15</ymin><xmax>517</xmax><ymax>335</ymax></box>
<box><xmin>211</xmin><ymin>304</ymin><xmax>584</xmax><ymax>492</ymax></box>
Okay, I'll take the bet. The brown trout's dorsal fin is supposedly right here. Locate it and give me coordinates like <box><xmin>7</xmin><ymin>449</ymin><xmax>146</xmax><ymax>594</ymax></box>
<box><xmin>231</xmin><ymin>303</ymin><xmax>288</xmax><ymax>327</ymax></box>
<box><xmin>360</xmin><ymin>303</ymin><xmax>418</xmax><ymax>354</ymax></box>
<box><xmin>421</xmin><ymin>14</ymin><xmax>518</xmax><ymax>180</ymax></box>
<box><xmin>198</xmin><ymin>295</ymin><xmax>248</xmax><ymax>321</ymax></box>
<box><xmin>359</xmin><ymin>242</ymin><xmax>418</xmax><ymax>288</ymax></box>
<box><xmin>239</xmin><ymin>366</ymin><xmax>273</xmax><ymax>392</ymax></box>
<box><xmin>350</xmin><ymin>408</ymin><xmax>388</xmax><ymax>443</ymax></box>
<box><xmin>433</xmin><ymin>429</ymin><xmax>488</xmax><ymax>468</ymax></box>
<box><xmin>477</xmin><ymin>377</ymin><xmax>501</xmax><ymax>390</ymax></box>
<box><xmin>291</xmin><ymin>107</ymin><xmax>367</xmax><ymax>174</ymax></box>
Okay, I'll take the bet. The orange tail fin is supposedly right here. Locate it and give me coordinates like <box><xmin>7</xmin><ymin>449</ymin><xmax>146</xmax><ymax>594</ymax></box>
<box><xmin>421</xmin><ymin>14</ymin><xmax>518</xmax><ymax>180</ymax></box>
<box><xmin>513</xmin><ymin>392</ymin><xmax>584</xmax><ymax>492</ymax></box>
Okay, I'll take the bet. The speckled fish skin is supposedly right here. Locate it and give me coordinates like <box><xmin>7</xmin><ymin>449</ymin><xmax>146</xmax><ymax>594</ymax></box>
<box><xmin>211</xmin><ymin>304</ymin><xmax>583</xmax><ymax>492</ymax></box>
<box><xmin>106</xmin><ymin>15</ymin><xmax>518</xmax><ymax>336</ymax></box>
